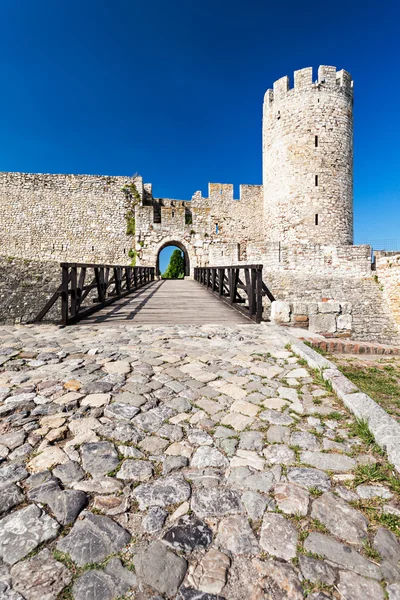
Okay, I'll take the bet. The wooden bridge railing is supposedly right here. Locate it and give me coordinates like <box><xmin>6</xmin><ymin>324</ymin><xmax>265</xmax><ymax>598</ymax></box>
<box><xmin>34</xmin><ymin>263</ymin><xmax>155</xmax><ymax>325</ymax></box>
<box><xmin>194</xmin><ymin>264</ymin><xmax>275</xmax><ymax>323</ymax></box>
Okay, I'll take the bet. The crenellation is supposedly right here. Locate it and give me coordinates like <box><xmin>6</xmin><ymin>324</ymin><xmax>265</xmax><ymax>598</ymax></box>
<box><xmin>294</xmin><ymin>66</ymin><xmax>313</xmax><ymax>90</ymax></box>
<box><xmin>208</xmin><ymin>183</ymin><xmax>235</xmax><ymax>200</ymax></box>
<box><xmin>239</xmin><ymin>184</ymin><xmax>263</xmax><ymax>201</ymax></box>
<box><xmin>264</xmin><ymin>66</ymin><xmax>353</xmax><ymax>113</ymax></box>
<box><xmin>273</xmin><ymin>75</ymin><xmax>290</xmax><ymax>100</ymax></box>
<box><xmin>263</xmin><ymin>89</ymin><xmax>274</xmax><ymax>108</ymax></box>
<box><xmin>318</xmin><ymin>64</ymin><xmax>337</xmax><ymax>86</ymax></box>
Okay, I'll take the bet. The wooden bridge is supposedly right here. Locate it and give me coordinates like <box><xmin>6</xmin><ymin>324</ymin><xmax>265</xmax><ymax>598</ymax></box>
<box><xmin>34</xmin><ymin>263</ymin><xmax>275</xmax><ymax>326</ymax></box>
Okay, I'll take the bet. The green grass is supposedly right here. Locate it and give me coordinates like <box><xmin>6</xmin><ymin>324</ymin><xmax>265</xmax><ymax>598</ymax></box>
<box><xmin>309</xmin><ymin>486</ymin><xmax>323</xmax><ymax>497</ymax></box>
<box><xmin>312</xmin><ymin>368</ymin><xmax>334</xmax><ymax>394</ymax></box>
<box><xmin>350</xmin><ymin>498</ymin><xmax>400</xmax><ymax>535</ymax></box>
<box><xmin>336</xmin><ymin>362</ymin><xmax>400</xmax><ymax>418</ymax></box>
<box><xmin>349</xmin><ymin>418</ymin><xmax>375</xmax><ymax>446</ymax></box>
<box><xmin>325</xmin><ymin>410</ymin><xmax>344</xmax><ymax>421</ymax></box>
<box><xmin>310</xmin><ymin>518</ymin><xmax>329</xmax><ymax>533</ymax></box>
<box><xmin>379</xmin><ymin>512</ymin><xmax>400</xmax><ymax>535</ymax></box>
<box><xmin>304</xmin><ymin>340</ymin><xmax>328</xmax><ymax>356</ymax></box>
<box><xmin>363</xmin><ymin>540</ymin><xmax>381</xmax><ymax>561</ymax></box>
<box><xmin>354</xmin><ymin>463</ymin><xmax>389</xmax><ymax>486</ymax></box>
<box><xmin>348</xmin><ymin>417</ymin><xmax>385</xmax><ymax>456</ymax></box>
<box><xmin>353</xmin><ymin>461</ymin><xmax>400</xmax><ymax>497</ymax></box>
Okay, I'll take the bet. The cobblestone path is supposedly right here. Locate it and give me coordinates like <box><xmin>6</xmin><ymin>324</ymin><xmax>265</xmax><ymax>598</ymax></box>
<box><xmin>1</xmin><ymin>322</ymin><xmax>400</xmax><ymax>600</ymax></box>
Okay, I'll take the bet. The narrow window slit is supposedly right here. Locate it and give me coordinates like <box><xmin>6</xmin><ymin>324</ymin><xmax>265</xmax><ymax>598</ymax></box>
<box><xmin>315</xmin><ymin>135</ymin><xmax>318</xmax><ymax>147</ymax></box>
<box><xmin>315</xmin><ymin>214</ymin><xmax>319</xmax><ymax>225</ymax></box>
<box><xmin>315</xmin><ymin>175</ymin><xmax>319</xmax><ymax>186</ymax></box>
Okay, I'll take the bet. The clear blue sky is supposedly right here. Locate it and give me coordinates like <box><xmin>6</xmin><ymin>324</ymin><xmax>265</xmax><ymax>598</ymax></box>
<box><xmin>0</xmin><ymin>0</ymin><xmax>399</xmax><ymax>246</ymax></box>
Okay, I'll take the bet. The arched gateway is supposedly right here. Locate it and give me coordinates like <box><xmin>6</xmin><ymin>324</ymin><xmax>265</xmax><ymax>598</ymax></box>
<box><xmin>156</xmin><ymin>241</ymin><xmax>190</xmax><ymax>277</ymax></box>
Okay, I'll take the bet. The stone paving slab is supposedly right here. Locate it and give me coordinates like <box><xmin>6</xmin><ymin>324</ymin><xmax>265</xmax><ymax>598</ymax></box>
<box><xmin>0</xmin><ymin>321</ymin><xmax>399</xmax><ymax>599</ymax></box>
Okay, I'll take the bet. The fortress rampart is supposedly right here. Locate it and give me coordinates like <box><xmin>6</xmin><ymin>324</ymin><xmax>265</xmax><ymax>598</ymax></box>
<box><xmin>0</xmin><ymin>65</ymin><xmax>398</xmax><ymax>342</ymax></box>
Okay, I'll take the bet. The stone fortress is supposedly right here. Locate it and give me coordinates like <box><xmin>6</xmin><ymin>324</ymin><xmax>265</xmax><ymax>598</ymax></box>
<box><xmin>0</xmin><ymin>65</ymin><xmax>399</xmax><ymax>343</ymax></box>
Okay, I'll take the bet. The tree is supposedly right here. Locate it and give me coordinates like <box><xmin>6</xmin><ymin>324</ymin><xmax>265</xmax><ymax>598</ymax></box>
<box><xmin>162</xmin><ymin>249</ymin><xmax>185</xmax><ymax>279</ymax></box>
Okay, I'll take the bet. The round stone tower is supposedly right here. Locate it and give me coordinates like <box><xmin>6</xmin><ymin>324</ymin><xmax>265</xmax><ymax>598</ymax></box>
<box><xmin>262</xmin><ymin>65</ymin><xmax>354</xmax><ymax>245</ymax></box>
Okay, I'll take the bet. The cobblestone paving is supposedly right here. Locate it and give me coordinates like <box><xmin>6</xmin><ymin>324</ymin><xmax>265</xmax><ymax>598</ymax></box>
<box><xmin>1</xmin><ymin>322</ymin><xmax>400</xmax><ymax>600</ymax></box>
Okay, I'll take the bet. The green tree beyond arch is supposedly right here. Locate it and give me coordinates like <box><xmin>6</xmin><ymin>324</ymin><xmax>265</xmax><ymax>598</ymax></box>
<box><xmin>162</xmin><ymin>249</ymin><xmax>185</xmax><ymax>279</ymax></box>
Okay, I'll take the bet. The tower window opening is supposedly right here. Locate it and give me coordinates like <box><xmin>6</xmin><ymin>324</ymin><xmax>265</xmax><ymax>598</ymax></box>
<box><xmin>315</xmin><ymin>135</ymin><xmax>318</xmax><ymax>147</ymax></box>
<box><xmin>185</xmin><ymin>208</ymin><xmax>193</xmax><ymax>225</ymax></box>
<box><xmin>315</xmin><ymin>214</ymin><xmax>319</xmax><ymax>225</ymax></box>
<box><xmin>92</xmin><ymin>245</ymin><xmax>94</xmax><ymax>251</ymax></box>
<box><xmin>215</xmin><ymin>223</ymin><xmax>219</xmax><ymax>234</ymax></box>
<box><xmin>315</xmin><ymin>175</ymin><xmax>319</xmax><ymax>186</ymax></box>
<box><xmin>153</xmin><ymin>203</ymin><xmax>161</xmax><ymax>223</ymax></box>
<box><xmin>172</xmin><ymin>211</ymin><xmax>175</xmax><ymax>218</ymax></box>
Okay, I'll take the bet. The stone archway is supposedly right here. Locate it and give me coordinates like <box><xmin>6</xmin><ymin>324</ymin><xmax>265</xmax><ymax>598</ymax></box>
<box><xmin>156</xmin><ymin>240</ymin><xmax>190</xmax><ymax>277</ymax></box>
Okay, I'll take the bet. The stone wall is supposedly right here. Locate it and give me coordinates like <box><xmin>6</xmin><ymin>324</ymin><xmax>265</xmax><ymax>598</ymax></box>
<box><xmin>376</xmin><ymin>252</ymin><xmax>400</xmax><ymax>326</ymax></box>
<box><xmin>0</xmin><ymin>172</ymin><xmax>134</xmax><ymax>265</ymax></box>
<box><xmin>0</xmin><ymin>172</ymin><xmax>264</xmax><ymax>275</ymax></box>
<box><xmin>271</xmin><ymin>299</ymin><xmax>353</xmax><ymax>337</ymax></box>
<box><xmin>0</xmin><ymin>257</ymin><xmax>61</xmax><ymax>324</ymax></box>
<box><xmin>246</xmin><ymin>242</ymin><xmax>371</xmax><ymax>276</ymax></box>
<box><xmin>262</xmin><ymin>271</ymin><xmax>400</xmax><ymax>345</ymax></box>
<box><xmin>263</xmin><ymin>66</ymin><xmax>353</xmax><ymax>245</ymax></box>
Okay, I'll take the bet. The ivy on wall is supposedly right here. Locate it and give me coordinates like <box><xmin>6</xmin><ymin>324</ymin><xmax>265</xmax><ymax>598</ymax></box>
<box><xmin>122</xmin><ymin>181</ymin><xmax>141</xmax><ymax>236</ymax></box>
<box><xmin>128</xmin><ymin>248</ymin><xmax>136</xmax><ymax>266</ymax></box>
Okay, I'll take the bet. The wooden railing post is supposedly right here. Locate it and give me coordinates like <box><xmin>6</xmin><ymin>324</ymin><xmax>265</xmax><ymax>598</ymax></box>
<box><xmin>218</xmin><ymin>268</ymin><xmax>224</xmax><ymax>297</ymax></box>
<box><xmin>256</xmin><ymin>267</ymin><xmax>263</xmax><ymax>323</ymax></box>
<box><xmin>61</xmin><ymin>263</ymin><xmax>69</xmax><ymax>326</ymax></box>
<box><xmin>114</xmin><ymin>267</ymin><xmax>121</xmax><ymax>296</ymax></box>
<box><xmin>77</xmin><ymin>267</ymin><xmax>86</xmax><ymax>311</ymax></box>
<box><xmin>70</xmin><ymin>264</ymin><xmax>77</xmax><ymax>321</ymax></box>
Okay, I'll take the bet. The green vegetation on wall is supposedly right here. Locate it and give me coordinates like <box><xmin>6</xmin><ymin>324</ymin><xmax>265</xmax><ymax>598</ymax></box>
<box><xmin>122</xmin><ymin>180</ymin><xmax>141</xmax><ymax>236</ymax></box>
<box><xmin>128</xmin><ymin>248</ymin><xmax>136</xmax><ymax>266</ymax></box>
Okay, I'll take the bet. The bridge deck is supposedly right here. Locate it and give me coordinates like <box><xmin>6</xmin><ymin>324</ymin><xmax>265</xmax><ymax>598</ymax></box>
<box><xmin>78</xmin><ymin>279</ymin><xmax>250</xmax><ymax>325</ymax></box>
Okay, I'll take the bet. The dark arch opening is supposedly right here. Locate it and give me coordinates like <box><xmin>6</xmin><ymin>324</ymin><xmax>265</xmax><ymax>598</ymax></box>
<box><xmin>156</xmin><ymin>241</ymin><xmax>190</xmax><ymax>278</ymax></box>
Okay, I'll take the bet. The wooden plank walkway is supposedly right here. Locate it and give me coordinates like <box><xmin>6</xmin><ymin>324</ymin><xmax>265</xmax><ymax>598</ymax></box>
<box><xmin>79</xmin><ymin>279</ymin><xmax>251</xmax><ymax>325</ymax></box>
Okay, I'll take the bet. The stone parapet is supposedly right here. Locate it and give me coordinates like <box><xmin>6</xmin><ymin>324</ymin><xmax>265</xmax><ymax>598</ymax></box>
<box><xmin>375</xmin><ymin>252</ymin><xmax>400</xmax><ymax>327</ymax></box>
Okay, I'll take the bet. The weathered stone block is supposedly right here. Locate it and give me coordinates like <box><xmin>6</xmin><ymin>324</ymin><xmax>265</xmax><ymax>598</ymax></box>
<box><xmin>337</xmin><ymin>314</ymin><xmax>352</xmax><ymax>330</ymax></box>
<box><xmin>293</xmin><ymin>302</ymin><xmax>309</xmax><ymax>315</ymax></box>
<box><xmin>340</xmin><ymin>302</ymin><xmax>352</xmax><ymax>314</ymax></box>
<box><xmin>318</xmin><ymin>301</ymin><xmax>340</xmax><ymax>314</ymax></box>
<box><xmin>307</xmin><ymin>302</ymin><xmax>318</xmax><ymax>316</ymax></box>
<box><xmin>271</xmin><ymin>301</ymin><xmax>290</xmax><ymax>324</ymax></box>
<box><xmin>309</xmin><ymin>314</ymin><xmax>337</xmax><ymax>334</ymax></box>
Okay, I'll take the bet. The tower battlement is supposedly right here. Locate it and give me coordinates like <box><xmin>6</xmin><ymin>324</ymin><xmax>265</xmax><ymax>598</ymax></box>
<box><xmin>264</xmin><ymin>65</ymin><xmax>353</xmax><ymax>108</ymax></box>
